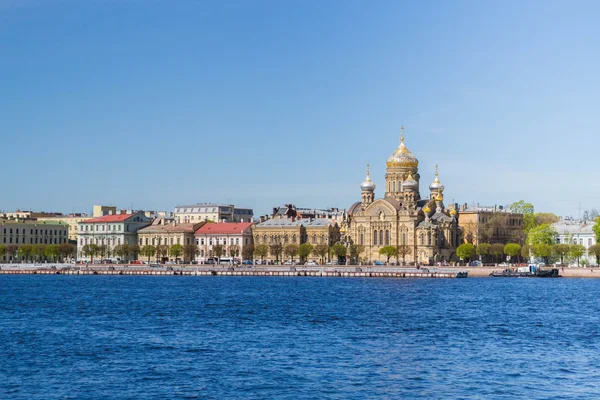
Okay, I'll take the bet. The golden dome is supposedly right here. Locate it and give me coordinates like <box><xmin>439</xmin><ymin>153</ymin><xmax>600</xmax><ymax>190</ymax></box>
<box><xmin>435</xmin><ymin>191</ymin><xmax>444</xmax><ymax>202</ymax></box>
<box><xmin>423</xmin><ymin>205</ymin><xmax>431</xmax><ymax>213</ymax></box>
<box><xmin>386</xmin><ymin>126</ymin><xmax>419</xmax><ymax>168</ymax></box>
<box><xmin>450</xmin><ymin>208</ymin><xmax>457</xmax><ymax>216</ymax></box>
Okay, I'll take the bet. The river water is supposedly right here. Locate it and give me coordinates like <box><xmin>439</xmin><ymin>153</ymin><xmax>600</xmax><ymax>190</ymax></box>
<box><xmin>1</xmin><ymin>276</ymin><xmax>599</xmax><ymax>399</ymax></box>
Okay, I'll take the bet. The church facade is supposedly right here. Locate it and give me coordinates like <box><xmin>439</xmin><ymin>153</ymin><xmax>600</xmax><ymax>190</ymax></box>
<box><xmin>345</xmin><ymin>127</ymin><xmax>461</xmax><ymax>265</ymax></box>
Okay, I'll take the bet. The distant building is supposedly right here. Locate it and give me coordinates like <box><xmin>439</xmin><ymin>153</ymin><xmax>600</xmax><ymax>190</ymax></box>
<box><xmin>138</xmin><ymin>221</ymin><xmax>206</xmax><ymax>262</ymax></box>
<box><xmin>195</xmin><ymin>222</ymin><xmax>253</xmax><ymax>261</ymax></box>
<box><xmin>3</xmin><ymin>210</ymin><xmax>63</xmax><ymax>220</ymax></box>
<box><xmin>457</xmin><ymin>204</ymin><xmax>524</xmax><ymax>245</ymax></box>
<box><xmin>92</xmin><ymin>205</ymin><xmax>117</xmax><ymax>218</ymax></box>
<box><xmin>77</xmin><ymin>211</ymin><xmax>152</xmax><ymax>261</ymax></box>
<box><xmin>0</xmin><ymin>219</ymin><xmax>69</xmax><ymax>262</ymax></box>
<box><xmin>268</xmin><ymin>204</ymin><xmax>345</xmax><ymax>223</ymax></box>
<box><xmin>37</xmin><ymin>213</ymin><xmax>89</xmax><ymax>243</ymax></box>
<box><xmin>174</xmin><ymin>203</ymin><xmax>253</xmax><ymax>223</ymax></box>
<box><xmin>553</xmin><ymin>219</ymin><xmax>596</xmax><ymax>260</ymax></box>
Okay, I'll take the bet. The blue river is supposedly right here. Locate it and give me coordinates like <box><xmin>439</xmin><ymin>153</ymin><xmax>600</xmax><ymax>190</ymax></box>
<box><xmin>1</xmin><ymin>276</ymin><xmax>599</xmax><ymax>399</ymax></box>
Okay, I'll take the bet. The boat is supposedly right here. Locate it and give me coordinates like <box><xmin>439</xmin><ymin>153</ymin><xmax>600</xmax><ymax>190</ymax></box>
<box><xmin>489</xmin><ymin>267</ymin><xmax>560</xmax><ymax>278</ymax></box>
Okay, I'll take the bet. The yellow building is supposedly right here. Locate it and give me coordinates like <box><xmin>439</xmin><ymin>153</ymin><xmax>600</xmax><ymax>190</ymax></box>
<box><xmin>457</xmin><ymin>205</ymin><xmax>524</xmax><ymax>245</ymax></box>
<box><xmin>1</xmin><ymin>219</ymin><xmax>69</xmax><ymax>262</ymax></box>
<box><xmin>138</xmin><ymin>221</ymin><xmax>205</xmax><ymax>262</ymax></box>
<box><xmin>346</xmin><ymin>127</ymin><xmax>461</xmax><ymax>265</ymax></box>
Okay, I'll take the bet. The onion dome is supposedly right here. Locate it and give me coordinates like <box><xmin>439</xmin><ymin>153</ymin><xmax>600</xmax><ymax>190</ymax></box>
<box><xmin>450</xmin><ymin>208</ymin><xmax>457</xmax><ymax>216</ymax></box>
<box><xmin>360</xmin><ymin>164</ymin><xmax>376</xmax><ymax>192</ymax></box>
<box><xmin>423</xmin><ymin>205</ymin><xmax>431</xmax><ymax>213</ymax></box>
<box><xmin>386</xmin><ymin>126</ymin><xmax>419</xmax><ymax>168</ymax></box>
<box><xmin>429</xmin><ymin>164</ymin><xmax>445</xmax><ymax>192</ymax></box>
<box><xmin>403</xmin><ymin>171</ymin><xmax>418</xmax><ymax>191</ymax></box>
<box><xmin>434</xmin><ymin>190</ymin><xmax>444</xmax><ymax>202</ymax></box>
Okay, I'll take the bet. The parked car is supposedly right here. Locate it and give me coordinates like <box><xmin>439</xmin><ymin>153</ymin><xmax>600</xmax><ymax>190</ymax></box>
<box><xmin>242</xmin><ymin>260</ymin><xmax>253</xmax><ymax>265</ymax></box>
<box><xmin>130</xmin><ymin>260</ymin><xmax>143</xmax><ymax>265</ymax></box>
<box><xmin>373</xmin><ymin>261</ymin><xmax>385</xmax><ymax>266</ymax></box>
<box><xmin>469</xmin><ymin>261</ymin><xmax>482</xmax><ymax>266</ymax></box>
<box><xmin>305</xmin><ymin>261</ymin><xmax>318</xmax><ymax>266</ymax></box>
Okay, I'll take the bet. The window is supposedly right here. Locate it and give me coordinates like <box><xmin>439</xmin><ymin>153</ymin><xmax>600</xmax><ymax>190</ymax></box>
<box><xmin>385</xmin><ymin>230</ymin><xmax>390</xmax><ymax>245</ymax></box>
<box><xmin>373</xmin><ymin>230</ymin><xmax>378</xmax><ymax>246</ymax></box>
<box><xmin>403</xmin><ymin>233</ymin><xmax>406</xmax><ymax>245</ymax></box>
<box><xmin>393</xmin><ymin>181</ymin><xmax>396</xmax><ymax>192</ymax></box>
<box><xmin>360</xmin><ymin>233</ymin><xmax>364</xmax><ymax>245</ymax></box>
<box><xmin>379</xmin><ymin>231</ymin><xmax>383</xmax><ymax>245</ymax></box>
<box><xmin>236</xmin><ymin>238</ymin><xmax>239</xmax><ymax>245</ymax></box>
<box><xmin>428</xmin><ymin>232</ymin><xmax>432</xmax><ymax>246</ymax></box>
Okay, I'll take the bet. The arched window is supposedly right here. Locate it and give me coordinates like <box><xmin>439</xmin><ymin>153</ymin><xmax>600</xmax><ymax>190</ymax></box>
<box><xmin>292</xmin><ymin>234</ymin><xmax>297</xmax><ymax>243</ymax></box>
<box><xmin>427</xmin><ymin>231</ymin><xmax>432</xmax><ymax>246</ymax></box>
<box><xmin>373</xmin><ymin>230</ymin><xmax>378</xmax><ymax>245</ymax></box>
<box><xmin>392</xmin><ymin>181</ymin><xmax>396</xmax><ymax>192</ymax></box>
<box><xmin>398</xmin><ymin>181</ymin><xmax>402</xmax><ymax>191</ymax></box>
<box><xmin>313</xmin><ymin>234</ymin><xmax>317</xmax><ymax>243</ymax></box>
<box><xmin>402</xmin><ymin>233</ymin><xmax>406</xmax><ymax>245</ymax></box>
<box><xmin>380</xmin><ymin>230</ymin><xmax>383</xmax><ymax>245</ymax></box>
<box><xmin>321</xmin><ymin>234</ymin><xmax>325</xmax><ymax>244</ymax></box>
<box><xmin>385</xmin><ymin>230</ymin><xmax>390</xmax><ymax>245</ymax></box>
<box><xmin>263</xmin><ymin>234</ymin><xmax>267</xmax><ymax>244</ymax></box>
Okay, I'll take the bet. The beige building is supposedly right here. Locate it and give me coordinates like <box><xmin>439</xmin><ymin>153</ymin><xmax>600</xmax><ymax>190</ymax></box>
<box><xmin>174</xmin><ymin>203</ymin><xmax>253</xmax><ymax>223</ymax></box>
<box><xmin>38</xmin><ymin>213</ymin><xmax>89</xmax><ymax>243</ymax></box>
<box><xmin>93</xmin><ymin>205</ymin><xmax>117</xmax><ymax>218</ymax></box>
<box><xmin>458</xmin><ymin>205</ymin><xmax>524</xmax><ymax>245</ymax></box>
<box><xmin>1</xmin><ymin>219</ymin><xmax>69</xmax><ymax>262</ymax></box>
<box><xmin>252</xmin><ymin>217</ymin><xmax>340</xmax><ymax>262</ymax></box>
<box><xmin>346</xmin><ymin>128</ymin><xmax>461</xmax><ymax>265</ymax></box>
<box><xmin>138</xmin><ymin>221</ymin><xmax>205</xmax><ymax>262</ymax></box>
<box><xmin>195</xmin><ymin>222</ymin><xmax>253</xmax><ymax>261</ymax></box>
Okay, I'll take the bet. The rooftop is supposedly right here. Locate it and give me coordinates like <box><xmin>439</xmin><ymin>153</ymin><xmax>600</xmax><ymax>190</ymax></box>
<box><xmin>195</xmin><ymin>222</ymin><xmax>253</xmax><ymax>235</ymax></box>
<box><xmin>82</xmin><ymin>213</ymin><xmax>135</xmax><ymax>223</ymax></box>
<box><xmin>139</xmin><ymin>222</ymin><xmax>204</xmax><ymax>234</ymax></box>
<box><xmin>256</xmin><ymin>218</ymin><xmax>334</xmax><ymax>227</ymax></box>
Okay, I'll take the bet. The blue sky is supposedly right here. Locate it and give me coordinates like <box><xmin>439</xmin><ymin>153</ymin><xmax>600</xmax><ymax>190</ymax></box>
<box><xmin>1</xmin><ymin>0</ymin><xmax>599</xmax><ymax>217</ymax></box>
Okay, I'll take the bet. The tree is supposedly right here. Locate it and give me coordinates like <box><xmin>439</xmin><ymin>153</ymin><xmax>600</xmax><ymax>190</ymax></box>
<box><xmin>510</xmin><ymin>200</ymin><xmax>535</xmax><ymax>233</ymax></box>
<box><xmin>284</xmin><ymin>244</ymin><xmax>299</xmax><ymax>262</ymax></box>
<box><xmin>528</xmin><ymin>224</ymin><xmax>557</xmax><ymax>246</ymax></box>
<box><xmin>503</xmin><ymin>243</ymin><xmax>521</xmax><ymax>263</ymax></box>
<box><xmin>140</xmin><ymin>245</ymin><xmax>156</xmax><ymax>262</ymax></box>
<box><xmin>81</xmin><ymin>244</ymin><xmax>99</xmax><ymax>262</ymax></box>
<box><xmin>242</xmin><ymin>244</ymin><xmax>254</xmax><ymax>261</ymax></box>
<box><xmin>298</xmin><ymin>243</ymin><xmax>314</xmax><ymax>263</ymax></box>
<box><xmin>7</xmin><ymin>245</ymin><xmax>19</xmax><ymax>261</ymax></box>
<box><xmin>313</xmin><ymin>244</ymin><xmax>329</xmax><ymax>263</ymax></box>
<box><xmin>476</xmin><ymin>243</ymin><xmax>491</xmax><ymax>263</ymax></box>
<box><xmin>169</xmin><ymin>244</ymin><xmax>184</xmax><ymax>262</ymax></box>
<box><xmin>184</xmin><ymin>244</ymin><xmax>199</xmax><ymax>262</ymax></box>
<box><xmin>535</xmin><ymin>213</ymin><xmax>559</xmax><ymax>226</ymax></box>
<box><xmin>18</xmin><ymin>244</ymin><xmax>33</xmax><ymax>262</ymax></box>
<box><xmin>588</xmin><ymin>244</ymin><xmax>600</xmax><ymax>266</ymax></box>
<box><xmin>570</xmin><ymin>244</ymin><xmax>586</xmax><ymax>267</ymax></box>
<box><xmin>396</xmin><ymin>244</ymin><xmax>412</xmax><ymax>265</ymax></box>
<box><xmin>490</xmin><ymin>243</ymin><xmax>505</xmax><ymax>263</ymax></box>
<box><xmin>269</xmin><ymin>243</ymin><xmax>283</xmax><ymax>263</ymax></box>
<box><xmin>533</xmin><ymin>243</ymin><xmax>553</xmax><ymax>264</ymax></box>
<box><xmin>129</xmin><ymin>244</ymin><xmax>141</xmax><ymax>260</ymax></box>
<box><xmin>228</xmin><ymin>244</ymin><xmax>240</xmax><ymax>258</ymax></box>
<box><xmin>97</xmin><ymin>245</ymin><xmax>110</xmax><ymax>260</ymax></box>
<box><xmin>58</xmin><ymin>244</ymin><xmax>75</xmax><ymax>261</ymax></box>
<box><xmin>254</xmin><ymin>244</ymin><xmax>269</xmax><ymax>261</ymax></box>
<box><xmin>113</xmin><ymin>244</ymin><xmax>130</xmax><ymax>262</ymax></box>
<box><xmin>212</xmin><ymin>244</ymin><xmax>224</xmax><ymax>259</ymax></box>
<box><xmin>378</xmin><ymin>245</ymin><xmax>397</xmax><ymax>264</ymax></box>
<box><xmin>44</xmin><ymin>244</ymin><xmax>59</xmax><ymax>262</ymax></box>
<box><xmin>593</xmin><ymin>218</ymin><xmax>600</xmax><ymax>242</ymax></box>
<box><xmin>348</xmin><ymin>244</ymin><xmax>365</xmax><ymax>264</ymax></box>
<box><xmin>330</xmin><ymin>243</ymin><xmax>347</xmax><ymax>263</ymax></box>
<box><xmin>521</xmin><ymin>244</ymin><xmax>531</xmax><ymax>262</ymax></box>
<box><xmin>552</xmin><ymin>244</ymin><xmax>570</xmax><ymax>266</ymax></box>
<box><xmin>0</xmin><ymin>244</ymin><xmax>6</xmax><ymax>261</ymax></box>
<box><xmin>156</xmin><ymin>244</ymin><xmax>170</xmax><ymax>261</ymax></box>
<box><xmin>456</xmin><ymin>243</ymin><xmax>475</xmax><ymax>263</ymax></box>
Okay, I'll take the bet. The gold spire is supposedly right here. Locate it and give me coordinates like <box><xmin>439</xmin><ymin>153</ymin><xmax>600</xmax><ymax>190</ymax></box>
<box><xmin>365</xmin><ymin>164</ymin><xmax>371</xmax><ymax>182</ymax></box>
<box><xmin>400</xmin><ymin>125</ymin><xmax>405</xmax><ymax>145</ymax></box>
<box><xmin>434</xmin><ymin>164</ymin><xmax>440</xmax><ymax>183</ymax></box>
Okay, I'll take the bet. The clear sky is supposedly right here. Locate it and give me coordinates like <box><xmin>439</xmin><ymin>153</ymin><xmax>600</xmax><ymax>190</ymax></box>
<box><xmin>1</xmin><ymin>0</ymin><xmax>599</xmax><ymax>218</ymax></box>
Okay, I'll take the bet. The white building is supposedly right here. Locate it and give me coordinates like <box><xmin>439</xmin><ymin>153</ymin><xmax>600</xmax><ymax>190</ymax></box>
<box><xmin>553</xmin><ymin>219</ymin><xmax>596</xmax><ymax>260</ymax></box>
<box><xmin>77</xmin><ymin>211</ymin><xmax>152</xmax><ymax>260</ymax></box>
<box><xmin>174</xmin><ymin>203</ymin><xmax>253</xmax><ymax>223</ymax></box>
<box><xmin>194</xmin><ymin>222</ymin><xmax>253</xmax><ymax>261</ymax></box>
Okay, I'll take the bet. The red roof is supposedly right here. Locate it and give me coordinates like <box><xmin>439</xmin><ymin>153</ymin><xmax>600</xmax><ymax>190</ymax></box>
<box><xmin>195</xmin><ymin>222</ymin><xmax>252</xmax><ymax>235</ymax></box>
<box><xmin>82</xmin><ymin>213</ymin><xmax>135</xmax><ymax>223</ymax></box>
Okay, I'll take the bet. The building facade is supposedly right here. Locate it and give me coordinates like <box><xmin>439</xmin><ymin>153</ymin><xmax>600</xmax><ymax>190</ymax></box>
<box><xmin>1</xmin><ymin>219</ymin><xmax>69</xmax><ymax>262</ymax></box>
<box><xmin>194</xmin><ymin>222</ymin><xmax>253</xmax><ymax>261</ymax></box>
<box><xmin>553</xmin><ymin>219</ymin><xmax>596</xmax><ymax>262</ymax></box>
<box><xmin>138</xmin><ymin>221</ymin><xmax>205</xmax><ymax>262</ymax></box>
<box><xmin>37</xmin><ymin>213</ymin><xmax>89</xmax><ymax>243</ymax></box>
<box><xmin>458</xmin><ymin>205</ymin><xmax>524</xmax><ymax>245</ymax></box>
<box><xmin>346</xmin><ymin>128</ymin><xmax>461</xmax><ymax>265</ymax></box>
<box><xmin>77</xmin><ymin>211</ymin><xmax>152</xmax><ymax>260</ymax></box>
<box><xmin>174</xmin><ymin>203</ymin><xmax>253</xmax><ymax>223</ymax></box>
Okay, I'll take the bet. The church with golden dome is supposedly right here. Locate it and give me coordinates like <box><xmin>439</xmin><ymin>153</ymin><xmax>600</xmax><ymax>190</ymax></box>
<box><xmin>345</xmin><ymin>127</ymin><xmax>461</xmax><ymax>265</ymax></box>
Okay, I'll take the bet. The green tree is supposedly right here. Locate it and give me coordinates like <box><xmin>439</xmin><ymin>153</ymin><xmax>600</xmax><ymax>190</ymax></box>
<box><xmin>521</xmin><ymin>244</ymin><xmax>531</xmax><ymax>262</ymax></box>
<box><xmin>570</xmin><ymin>244</ymin><xmax>586</xmax><ymax>267</ymax></box>
<box><xmin>0</xmin><ymin>244</ymin><xmax>6</xmax><ymax>261</ymax></box>
<box><xmin>527</xmin><ymin>224</ymin><xmax>557</xmax><ymax>246</ymax></box>
<box><xmin>254</xmin><ymin>244</ymin><xmax>269</xmax><ymax>261</ymax></box>
<box><xmin>504</xmin><ymin>243</ymin><xmax>521</xmax><ymax>263</ymax></box>
<box><xmin>348</xmin><ymin>244</ymin><xmax>365</xmax><ymax>264</ymax></box>
<box><xmin>97</xmin><ymin>245</ymin><xmax>110</xmax><ymax>260</ymax></box>
<box><xmin>113</xmin><ymin>244</ymin><xmax>129</xmax><ymax>262</ymax></box>
<box><xmin>533</xmin><ymin>243</ymin><xmax>553</xmax><ymax>264</ymax></box>
<box><xmin>44</xmin><ymin>244</ymin><xmax>59</xmax><ymax>262</ymax></box>
<box><xmin>313</xmin><ymin>244</ymin><xmax>329</xmax><ymax>263</ymax></box>
<box><xmin>593</xmin><ymin>218</ymin><xmax>600</xmax><ymax>242</ymax></box>
<box><xmin>129</xmin><ymin>244</ymin><xmax>141</xmax><ymax>260</ymax></box>
<box><xmin>184</xmin><ymin>244</ymin><xmax>199</xmax><ymax>263</ymax></box>
<box><xmin>284</xmin><ymin>244</ymin><xmax>299</xmax><ymax>262</ymax></box>
<box><xmin>298</xmin><ymin>243</ymin><xmax>314</xmax><ymax>263</ymax></box>
<box><xmin>169</xmin><ymin>244</ymin><xmax>184</xmax><ymax>262</ymax></box>
<box><xmin>140</xmin><ymin>245</ymin><xmax>156</xmax><ymax>262</ymax></box>
<box><xmin>228</xmin><ymin>244</ymin><xmax>240</xmax><ymax>258</ymax></box>
<box><xmin>242</xmin><ymin>244</ymin><xmax>254</xmax><ymax>261</ymax></box>
<box><xmin>330</xmin><ymin>243</ymin><xmax>347</xmax><ymax>263</ymax></box>
<box><xmin>456</xmin><ymin>243</ymin><xmax>475</xmax><ymax>263</ymax></box>
<box><xmin>32</xmin><ymin>244</ymin><xmax>47</xmax><ymax>262</ymax></box>
<box><xmin>588</xmin><ymin>244</ymin><xmax>600</xmax><ymax>266</ymax></box>
<box><xmin>58</xmin><ymin>243</ymin><xmax>75</xmax><ymax>261</ymax></box>
<box><xmin>156</xmin><ymin>244</ymin><xmax>170</xmax><ymax>261</ymax></box>
<box><xmin>212</xmin><ymin>244</ymin><xmax>224</xmax><ymax>259</ymax></box>
<box><xmin>490</xmin><ymin>243</ymin><xmax>505</xmax><ymax>263</ymax></box>
<box><xmin>510</xmin><ymin>200</ymin><xmax>536</xmax><ymax>233</ymax></box>
<box><xmin>378</xmin><ymin>245</ymin><xmax>397</xmax><ymax>264</ymax></box>
<box><xmin>269</xmin><ymin>243</ymin><xmax>283</xmax><ymax>263</ymax></box>
<box><xmin>81</xmin><ymin>244</ymin><xmax>99</xmax><ymax>262</ymax></box>
<box><xmin>18</xmin><ymin>244</ymin><xmax>33</xmax><ymax>262</ymax></box>
<box><xmin>476</xmin><ymin>243</ymin><xmax>491</xmax><ymax>263</ymax></box>
<box><xmin>6</xmin><ymin>245</ymin><xmax>19</xmax><ymax>262</ymax></box>
<box><xmin>552</xmin><ymin>244</ymin><xmax>570</xmax><ymax>266</ymax></box>
<box><xmin>396</xmin><ymin>244</ymin><xmax>412</xmax><ymax>265</ymax></box>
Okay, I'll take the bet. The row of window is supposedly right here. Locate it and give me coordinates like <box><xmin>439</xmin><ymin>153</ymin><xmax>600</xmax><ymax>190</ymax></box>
<box><xmin>556</xmin><ymin>237</ymin><xmax>594</xmax><ymax>246</ymax></box>
<box><xmin>255</xmin><ymin>234</ymin><xmax>332</xmax><ymax>245</ymax></box>
<box><xmin>80</xmin><ymin>224</ymin><xmax>130</xmax><ymax>232</ymax></box>
<box><xmin>3</xmin><ymin>237</ymin><xmax>65</xmax><ymax>244</ymax></box>
<box><xmin>80</xmin><ymin>238</ymin><xmax>130</xmax><ymax>246</ymax></box>
<box><xmin>3</xmin><ymin>228</ymin><xmax>65</xmax><ymax>235</ymax></box>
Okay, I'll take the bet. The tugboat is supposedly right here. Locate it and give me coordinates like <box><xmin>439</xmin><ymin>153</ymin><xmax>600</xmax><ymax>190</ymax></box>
<box><xmin>490</xmin><ymin>265</ymin><xmax>560</xmax><ymax>278</ymax></box>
